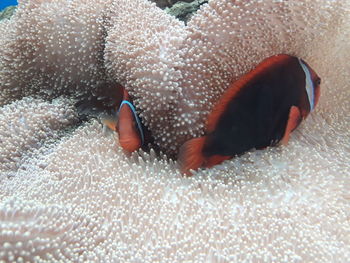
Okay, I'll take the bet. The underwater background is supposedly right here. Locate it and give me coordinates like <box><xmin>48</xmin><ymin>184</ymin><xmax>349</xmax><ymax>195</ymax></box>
<box><xmin>0</xmin><ymin>0</ymin><xmax>17</xmax><ymax>11</ymax></box>
<box><xmin>0</xmin><ymin>0</ymin><xmax>349</xmax><ymax>262</ymax></box>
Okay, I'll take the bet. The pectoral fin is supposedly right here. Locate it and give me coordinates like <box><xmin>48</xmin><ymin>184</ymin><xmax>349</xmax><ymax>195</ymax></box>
<box><xmin>280</xmin><ymin>106</ymin><xmax>302</xmax><ymax>145</ymax></box>
<box><xmin>102</xmin><ymin>115</ymin><xmax>118</xmax><ymax>132</ymax></box>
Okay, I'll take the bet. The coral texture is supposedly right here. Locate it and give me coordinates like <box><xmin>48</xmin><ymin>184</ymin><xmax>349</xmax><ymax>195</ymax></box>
<box><xmin>0</xmin><ymin>0</ymin><xmax>113</xmax><ymax>106</ymax></box>
<box><xmin>0</xmin><ymin>97</ymin><xmax>78</xmax><ymax>176</ymax></box>
<box><xmin>0</xmin><ymin>0</ymin><xmax>349</xmax><ymax>261</ymax></box>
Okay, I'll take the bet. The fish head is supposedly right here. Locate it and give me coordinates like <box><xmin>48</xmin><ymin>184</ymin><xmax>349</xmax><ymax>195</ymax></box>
<box><xmin>298</xmin><ymin>58</ymin><xmax>321</xmax><ymax>117</ymax></box>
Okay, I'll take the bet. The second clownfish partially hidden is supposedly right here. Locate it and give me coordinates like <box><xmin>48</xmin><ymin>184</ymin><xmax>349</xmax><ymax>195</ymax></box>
<box><xmin>179</xmin><ymin>54</ymin><xmax>321</xmax><ymax>175</ymax></box>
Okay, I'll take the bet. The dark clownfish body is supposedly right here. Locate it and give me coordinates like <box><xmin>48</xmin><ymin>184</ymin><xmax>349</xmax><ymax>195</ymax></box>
<box><xmin>179</xmin><ymin>54</ymin><xmax>321</xmax><ymax>175</ymax></box>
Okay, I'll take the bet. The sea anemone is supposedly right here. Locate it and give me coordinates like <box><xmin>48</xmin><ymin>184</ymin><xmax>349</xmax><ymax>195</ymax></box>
<box><xmin>0</xmin><ymin>0</ymin><xmax>349</xmax><ymax>262</ymax></box>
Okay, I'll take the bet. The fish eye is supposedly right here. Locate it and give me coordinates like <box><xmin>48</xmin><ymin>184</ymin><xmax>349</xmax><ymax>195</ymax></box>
<box><xmin>315</xmin><ymin>77</ymin><xmax>321</xmax><ymax>86</ymax></box>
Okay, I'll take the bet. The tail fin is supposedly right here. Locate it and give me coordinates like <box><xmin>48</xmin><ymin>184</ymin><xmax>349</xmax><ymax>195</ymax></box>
<box><xmin>122</xmin><ymin>88</ymin><xmax>130</xmax><ymax>100</ymax></box>
<box><xmin>178</xmin><ymin>137</ymin><xmax>207</xmax><ymax>176</ymax></box>
<box><xmin>280</xmin><ymin>106</ymin><xmax>301</xmax><ymax>145</ymax></box>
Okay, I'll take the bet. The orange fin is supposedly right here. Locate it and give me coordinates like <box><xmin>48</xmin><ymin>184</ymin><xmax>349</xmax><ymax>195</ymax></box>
<box><xmin>205</xmin><ymin>155</ymin><xmax>232</xmax><ymax>168</ymax></box>
<box><xmin>122</xmin><ymin>88</ymin><xmax>130</xmax><ymax>100</ymax></box>
<box><xmin>178</xmin><ymin>137</ymin><xmax>207</xmax><ymax>176</ymax></box>
<box><xmin>281</xmin><ymin>106</ymin><xmax>301</xmax><ymax>145</ymax></box>
<box><xmin>102</xmin><ymin>116</ymin><xmax>118</xmax><ymax>132</ymax></box>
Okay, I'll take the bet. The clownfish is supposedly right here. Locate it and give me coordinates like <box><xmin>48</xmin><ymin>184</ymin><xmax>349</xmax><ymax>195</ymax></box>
<box><xmin>75</xmin><ymin>83</ymin><xmax>152</xmax><ymax>153</ymax></box>
<box><xmin>103</xmin><ymin>88</ymin><xmax>153</xmax><ymax>153</ymax></box>
<box><xmin>179</xmin><ymin>54</ymin><xmax>321</xmax><ymax>175</ymax></box>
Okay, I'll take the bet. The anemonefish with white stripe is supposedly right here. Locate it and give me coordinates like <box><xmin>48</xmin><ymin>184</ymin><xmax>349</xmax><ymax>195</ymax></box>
<box><xmin>179</xmin><ymin>54</ymin><xmax>321</xmax><ymax>175</ymax></box>
<box><xmin>75</xmin><ymin>83</ymin><xmax>153</xmax><ymax>154</ymax></box>
<box><xmin>103</xmin><ymin>88</ymin><xmax>153</xmax><ymax>153</ymax></box>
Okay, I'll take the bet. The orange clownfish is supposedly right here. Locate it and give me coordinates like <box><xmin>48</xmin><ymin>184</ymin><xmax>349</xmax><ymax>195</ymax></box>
<box><xmin>179</xmin><ymin>54</ymin><xmax>321</xmax><ymax>175</ymax></box>
<box><xmin>75</xmin><ymin>83</ymin><xmax>153</xmax><ymax>153</ymax></box>
<box><xmin>104</xmin><ymin>88</ymin><xmax>149</xmax><ymax>153</ymax></box>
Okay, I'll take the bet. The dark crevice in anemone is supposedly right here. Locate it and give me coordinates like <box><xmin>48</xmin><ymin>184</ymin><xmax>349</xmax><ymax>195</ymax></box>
<box><xmin>151</xmin><ymin>0</ymin><xmax>209</xmax><ymax>24</ymax></box>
